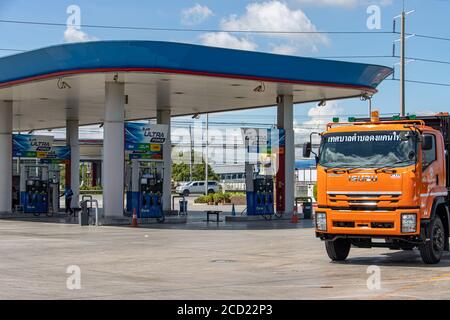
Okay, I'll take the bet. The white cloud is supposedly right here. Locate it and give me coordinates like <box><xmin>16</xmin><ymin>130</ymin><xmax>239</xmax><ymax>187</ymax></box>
<box><xmin>296</xmin><ymin>0</ymin><xmax>358</xmax><ymax>7</ymax></box>
<box><xmin>218</xmin><ymin>1</ymin><xmax>328</xmax><ymax>54</ymax></box>
<box><xmin>181</xmin><ymin>3</ymin><xmax>213</xmax><ymax>25</ymax></box>
<box><xmin>295</xmin><ymin>0</ymin><xmax>392</xmax><ymax>7</ymax></box>
<box><xmin>270</xmin><ymin>43</ymin><xmax>298</xmax><ymax>55</ymax></box>
<box><xmin>413</xmin><ymin>110</ymin><xmax>436</xmax><ymax>116</ymax></box>
<box><xmin>199</xmin><ymin>32</ymin><xmax>258</xmax><ymax>51</ymax></box>
<box><xmin>305</xmin><ymin>101</ymin><xmax>343</xmax><ymax>126</ymax></box>
<box><xmin>294</xmin><ymin>101</ymin><xmax>343</xmax><ymax>144</ymax></box>
<box><xmin>64</xmin><ymin>27</ymin><xmax>97</xmax><ymax>43</ymax></box>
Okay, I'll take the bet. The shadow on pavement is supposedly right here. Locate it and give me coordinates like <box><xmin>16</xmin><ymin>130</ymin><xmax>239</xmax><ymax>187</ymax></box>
<box><xmin>0</xmin><ymin>212</ymin><xmax>316</xmax><ymax>231</ymax></box>
<box><xmin>334</xmin><ymin>250</ymin><xmax>450</xmax><ymax>268</ymax></box>
<box><xmin>137</xmin><ymin>218</ymin><xmax>315</xmax><ymax>231</ymax></box>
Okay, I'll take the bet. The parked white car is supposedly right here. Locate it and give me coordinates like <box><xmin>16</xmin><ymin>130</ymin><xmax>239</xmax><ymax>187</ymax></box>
<box><xmin>176</xmin><ymin>181</ymin><xmax>220</xmax><ymax>196</ymax></box>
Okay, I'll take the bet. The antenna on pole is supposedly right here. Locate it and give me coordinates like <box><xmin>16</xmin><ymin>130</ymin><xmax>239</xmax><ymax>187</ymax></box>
<box><xmin>400</xmin><ymin>9</ymin><xmax>406</xmax><ymax>117</ymax></box>
<box><xmin>394</xmin><ymin>1</ymin><xmax>414</xmax><ymax>117</ymax></box>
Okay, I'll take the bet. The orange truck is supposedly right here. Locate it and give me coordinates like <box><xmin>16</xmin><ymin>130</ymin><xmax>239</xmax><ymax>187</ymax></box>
<box><xmin>303</xmin><ymin>112</ymin><xmax>450</xmax><ymax>264</ymax></box>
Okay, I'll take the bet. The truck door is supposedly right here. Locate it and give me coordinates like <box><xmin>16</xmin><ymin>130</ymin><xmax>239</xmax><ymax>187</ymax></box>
<box><xmin>420</xmin><ymin>133</ymin><xmax>444</xmax><ymax>217</ymax></box>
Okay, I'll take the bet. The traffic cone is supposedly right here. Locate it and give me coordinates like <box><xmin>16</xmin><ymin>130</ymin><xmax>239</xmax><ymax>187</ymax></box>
<box><xmin>291</xmin><ymin>212</ymin><xmax>299</xmax><ymax>224</ymax></box>
<box><xmin>231</xmin><ymin>203</ymin><xmax>236</xmax><ymax>216</ymax></box>
<box><xmin>131</xmin><ymin>209</ymin><xmax>138</xmax><ymax>227</ymax></box>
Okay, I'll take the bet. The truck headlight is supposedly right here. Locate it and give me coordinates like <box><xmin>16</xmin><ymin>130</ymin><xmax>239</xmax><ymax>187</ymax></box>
<box><xmin>316</xmin><ymin>212</ymin><xmax>327</xmax><ymax>231</ymax></box>
<box><xmin>401</xmin><ymin>213</ymin><xmax>417</xmax><ymax>233</ymax></box>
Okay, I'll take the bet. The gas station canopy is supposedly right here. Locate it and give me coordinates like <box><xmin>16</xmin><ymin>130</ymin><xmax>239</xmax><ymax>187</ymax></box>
<box><xmin>0</xmin><ymin>40</ymin><xmax>392</xmax><ymax>131</ymax></box>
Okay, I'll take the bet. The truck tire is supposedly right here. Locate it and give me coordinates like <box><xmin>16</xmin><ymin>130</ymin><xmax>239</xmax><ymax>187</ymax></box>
<box><xmin>183</xmin><ymin>190</ymin><xmax>190</xmax><ymax>197</ymax></box>
<box><xmin>419</xmin><ymin>216</ymin><xmax>445</xmax><ymax>264</ymax></box>
<box><xmin>325</xmin><ymin>238</ymin><xmax>351</xmax><ymax>261</ymax></box>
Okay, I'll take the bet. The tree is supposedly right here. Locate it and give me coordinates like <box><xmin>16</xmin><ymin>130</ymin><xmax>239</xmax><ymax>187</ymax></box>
<box><xmin>172</xmin><ymin>163</ymin><xmax>191</xmax><ymax>182</ymax></box>
<box><xmin>192</xmin><ymin>162</ymin><xmax>219</xmax><ymax>181</ymax></box>
<box><xmin>172</xmin><ymin>161</ymin><xmax>219</xmax><ymax>182</ymax></box>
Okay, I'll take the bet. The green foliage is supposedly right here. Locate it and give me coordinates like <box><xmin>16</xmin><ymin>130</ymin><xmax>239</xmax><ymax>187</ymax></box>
<box><xmin>172</xmin><ymin>163</ymin><xmax>191</xmax><ymax>182</ymax></box>
<box><xmin>80</xmin><ymin>184</ymin><xmax>102</xmax><ymax>191</ymax></box>
<box><xmin>194</xmin><ymin>194</ymin><xmax>213</xmax><ymax>204</ymax></box>
<box><xmin>194</xmin><ymin>192</ymin><xmax>239</xmax><ymax>204</ymax></box>
<box><xmin>213</xmin><ymin>193</ymin><xmax>224</xmax><ymax>204</ymax></box>
<box><xmin>172</xmin><ymin>161</ymin><xmax>219</xmax><ymax>182</ymax></box>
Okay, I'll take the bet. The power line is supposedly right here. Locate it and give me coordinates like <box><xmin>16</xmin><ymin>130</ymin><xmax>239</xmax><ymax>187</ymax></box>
<box><xmin>388</xmin><ymin>78</ymin><xmax>450</xmax><ymax>87</ymax></box>
<box><xmin>309</xmin><ymin>55</ymin><xmax>394</xmax><ymax>59</ymax></box>
<box><xmin>0</xmin><ymin>48</ymin><xmax>26</xmax><ymax>52</ymax></box>
<box><xmin>3</xmin><ymin>48</ymin><xmax>449</xmax><ymax>67</ymax></box>
<box><xmin>407</xmin><ymin>57</ymin><xmax>450</xmax><ymax>65</ymax></box>
<box><xmin>0</xmin><ymin>18</ymin><xmax>394</xmax><ymax>35</ymax></box>
<box><xmin>408</xmin><ymin>33</ymin><xmax>450</xmax><ymax>42</ymax></box>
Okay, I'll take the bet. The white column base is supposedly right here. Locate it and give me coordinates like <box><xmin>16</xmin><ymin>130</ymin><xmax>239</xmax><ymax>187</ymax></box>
<box><xmin>103</xmin><ymin>82</ymin><xmax>125</xmax><ymax>218</ymax></box>
<box><xmin>0</xmin><ymin>101</ymin><xmax>12</xmax><ymax>213</ymax></box>
<box><xmin>157</xmin><ymin>110</ymin><xmax>172</xmax><ymax>212</ymax></box>
<box><xmin>277</xmin><ymin>95</ymin><xmax>295</xmax><ymax>214</ymax></box>
<box><xmin>67</xmin><ymin>119</ymin><xmax>80</xmax><ymax>209</ymax></box>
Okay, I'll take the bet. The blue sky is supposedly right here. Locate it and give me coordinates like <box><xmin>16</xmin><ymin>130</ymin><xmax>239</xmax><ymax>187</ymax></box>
<box><xmin>1</xmin><ymin>0</ymin><xmax>450</xmax><ymax>126</ymax></box>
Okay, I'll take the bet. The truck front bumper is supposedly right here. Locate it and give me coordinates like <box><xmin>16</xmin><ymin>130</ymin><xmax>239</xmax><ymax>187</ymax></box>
<box><xmin>315</xmin><ymin>208</ymin><xmax>421</xmax><ymax>237</ymax></box>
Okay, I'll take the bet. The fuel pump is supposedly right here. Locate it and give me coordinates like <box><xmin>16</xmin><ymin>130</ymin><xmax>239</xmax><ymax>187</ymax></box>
<box><xmin>20</xmin><ymin>164</ymin><xmax>50</xmax><ymax>215</ymax></box>
<box><xmin>245</xmin><ymin>163</ymin><xmax>275</xmax><ymax>216</ymax></box>
<box><xmin>126</xmin><ymin>159</ymin><xmax>165</xmax><ymax>221</ymax></box>
<box><xmin>47</xmin><ymin>165</ymin><xmax>60</xmax><ymax>214</ymax></box>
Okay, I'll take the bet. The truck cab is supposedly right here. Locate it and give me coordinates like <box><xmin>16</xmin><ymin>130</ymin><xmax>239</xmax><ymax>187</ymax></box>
<box><xmin>304</xmin><ymin>112</ymin><xmax>450</xmax><ymax>264</ymax></box>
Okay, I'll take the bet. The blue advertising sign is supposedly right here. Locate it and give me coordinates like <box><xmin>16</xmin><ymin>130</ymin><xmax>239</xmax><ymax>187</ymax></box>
<box><xmin>125</xmin><ymin>122</ymin><xmax>168</xmax><ymax>160</ymax></box>
<box><xmin>40</xmin><ymin>146</ymin><xmax>71</xmax><ymax>164</ymax></box>
<box><xmin>13</xmin><ymin>134</ymin><xmax>54</xmax><ymax>158</ymax></box>
<box><xmin>125</xmin><ymin>122</ymin><xmax>168</xmax><ymax>146</ymax></box>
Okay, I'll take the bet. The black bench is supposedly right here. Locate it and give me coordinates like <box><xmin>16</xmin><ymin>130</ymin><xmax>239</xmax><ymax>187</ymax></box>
<box><xmin>206</xmin><ymin>210</ymin><xmax>223</xmax><ymax>223</ymax></box>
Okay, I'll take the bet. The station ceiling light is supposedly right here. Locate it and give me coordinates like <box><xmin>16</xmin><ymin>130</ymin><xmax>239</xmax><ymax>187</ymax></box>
<box><xmin>318</xmin><ymin>100</ymin><xmax>327</xmax><ymax>107</ymax></box>
<box><xmin>253</xmin><ymin>82</ymin><xmax>265</xmax><ymax>93</ymax></box>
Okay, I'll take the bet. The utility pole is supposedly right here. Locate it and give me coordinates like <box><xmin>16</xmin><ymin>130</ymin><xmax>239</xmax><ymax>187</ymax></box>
<box><xmin>400</xmin><ymin>9</ymin><xmax>406</xmax><ymax>116</ymax></box>
<box><xmin>189</xmin><ymin>124</ymin><xmax>193</xmax><ymax>181</ymax></box>
<box><xmin>205</xmin><ymin>113</ymin><xmax>209</xmax><ymax>195</ymax></box>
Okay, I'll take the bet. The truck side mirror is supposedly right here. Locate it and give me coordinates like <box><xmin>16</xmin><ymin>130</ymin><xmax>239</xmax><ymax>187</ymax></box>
<box><xmin>399</xmin><ymin>131</ymin><xmax>411</xmax><ymax>141</ymax></box>
<box><xmin>303</xmin><ymin>142</ymin><xmax>312</xmax><ymax>158</ymax></box>
<box><xmin>422</xmin><ymin>135</ymin><xmax>433</xmax><ymax>151</ymax></box>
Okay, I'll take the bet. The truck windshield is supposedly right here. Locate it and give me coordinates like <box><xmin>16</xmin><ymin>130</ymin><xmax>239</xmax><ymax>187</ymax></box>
<box><xmin>319</xmin><ymin>131</ymin><xmax>417</xmax><ymax>169</ymax></box>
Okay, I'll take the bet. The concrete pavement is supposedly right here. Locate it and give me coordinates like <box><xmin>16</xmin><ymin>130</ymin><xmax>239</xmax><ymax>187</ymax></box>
<box><xmin>1</xmin><ymin>219</ymin><xmax>450</xmax><ymax>300</ymax></box>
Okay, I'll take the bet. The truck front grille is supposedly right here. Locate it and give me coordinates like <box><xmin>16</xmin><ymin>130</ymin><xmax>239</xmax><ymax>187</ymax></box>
<box><xmin>327</xmin><ymin>191</ymin><xmax>401</xmax><ymax>208</ymax></box>
<box><xmin>333</xmin><ymin>221</ymin><xmax>355</xmax><ymax>228</ymax></box>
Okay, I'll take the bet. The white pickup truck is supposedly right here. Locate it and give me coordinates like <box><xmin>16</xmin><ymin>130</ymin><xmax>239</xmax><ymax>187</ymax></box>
<box><xmin>176</xmin><ymin>181</ymin><xmax>220</xmax><ymax>196</ymax></box>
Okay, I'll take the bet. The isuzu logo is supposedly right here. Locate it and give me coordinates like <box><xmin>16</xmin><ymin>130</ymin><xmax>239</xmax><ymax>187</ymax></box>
<box><xmin>348</xmin><ymin>175</ymin><xmax>378</xmax><ymax>182</ymax></box>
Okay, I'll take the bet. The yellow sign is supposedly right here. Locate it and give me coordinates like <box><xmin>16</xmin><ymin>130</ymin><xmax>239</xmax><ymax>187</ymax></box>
<box><xmin>150</xmin><ymin>144</ymin><xmax>161</xmax><ymax>152</ymax></box>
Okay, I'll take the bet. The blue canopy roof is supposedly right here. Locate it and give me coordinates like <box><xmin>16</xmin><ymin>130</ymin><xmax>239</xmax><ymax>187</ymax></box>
<box><xmin>0</xmin><ymin>40</ymin><xmax>392</xmax><ymax>90</ymax></box>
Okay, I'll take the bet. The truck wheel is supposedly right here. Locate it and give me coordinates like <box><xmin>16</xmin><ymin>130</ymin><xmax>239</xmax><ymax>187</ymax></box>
<box><xmin>419</xmin><ymin>216</ymin><xmax>445</xmax><ymax>264</ymax></box>
<box><xmin>325</xmin><ymin>239</ymin><xmax>351</xmax><ymax>261</ymax></box>
<box><xmin>183</xmin><ymin>190</ymin><xmax>190</xmax><ymax>197</ymax></box>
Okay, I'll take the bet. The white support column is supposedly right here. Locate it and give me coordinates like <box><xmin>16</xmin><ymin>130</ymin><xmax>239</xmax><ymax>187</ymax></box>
<box><xmin>103</xmin><ymin>82</ymin><xmax>125</xmax><ymax>218</ymax></box>
<box><xmin>0</xmin><ymin>101</ymin><xmax>12</xmax><ymax>213</ymax></box>
<box><xmin>157</xmin><ymin>109</ymin><xmax>172</xmax><ymax>212</ymax></box>
<box><xmin>277</xmin><ymin>95</ymin><xmax>295</xmax><ymax>214</ymax></box>
<box><xmin>67</xmin><ymin>119</ymin><xmax>80</xmax><ymax>209</ymax></box>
